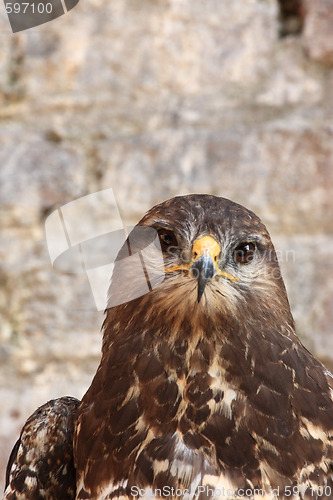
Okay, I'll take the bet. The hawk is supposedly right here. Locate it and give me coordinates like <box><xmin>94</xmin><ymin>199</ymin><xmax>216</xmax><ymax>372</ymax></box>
<box><xmin>4</xmin><ymin>194</ymin><xmax>333</xmax><ymax>500</ymax></box>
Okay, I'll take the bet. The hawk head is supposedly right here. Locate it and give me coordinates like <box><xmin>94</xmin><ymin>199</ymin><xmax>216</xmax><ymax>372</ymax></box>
<box><xmin>104</xmin><ymin>193</ymin><xmax>294</xmax><ymax>350</ymax></box>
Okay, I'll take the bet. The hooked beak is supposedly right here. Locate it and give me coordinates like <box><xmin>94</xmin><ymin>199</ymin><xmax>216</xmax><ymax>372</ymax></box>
<box><xmin>164</xmin><ymin>235</ymin><xmax>238</xmax><ymax>302</ymax></box>
<box><xmin>191</xmin><ymin>252</ymin><xmax>216</xmax><ymax>302</ymax></box>
<box><xmin>190</xmin><ymin>236</ymin><xmax>221</xmax><ymax>303</ymax></box>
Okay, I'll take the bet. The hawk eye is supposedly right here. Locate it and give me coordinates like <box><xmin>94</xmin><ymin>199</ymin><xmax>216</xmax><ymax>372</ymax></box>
<box><xmin>234</xmin><ymin>242</ymin><xmax>256</xmax><ymax>264</ymax></box>
<box><xmin>157</xmin><ymin>228</ymin><xmax>178</xmax><ymax>252</ymax></box>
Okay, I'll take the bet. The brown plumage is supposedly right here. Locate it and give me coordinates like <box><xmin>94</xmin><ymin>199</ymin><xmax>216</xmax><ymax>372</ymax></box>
<box><xmin>3</xmin><ymin>396</ymin><xmax>79</xmax><ymax>499</ymax></box>
<box><xmin>4</xmin><ymin>195</ymin><xmax>333</xmax><ymax>499</ymax></box>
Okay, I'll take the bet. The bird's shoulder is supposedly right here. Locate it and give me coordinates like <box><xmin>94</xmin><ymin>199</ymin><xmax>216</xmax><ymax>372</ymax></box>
<box><xmin>3</xmin><ymin>396</ymin><xmax>79</xmax><ymax>500</ymax></box>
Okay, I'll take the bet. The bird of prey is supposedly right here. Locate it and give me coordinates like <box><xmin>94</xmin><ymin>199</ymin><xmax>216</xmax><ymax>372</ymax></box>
<box><xmin>4</xmin><ymin>194</ymin><xmax>333</xmax><ymax>500</ymax></box>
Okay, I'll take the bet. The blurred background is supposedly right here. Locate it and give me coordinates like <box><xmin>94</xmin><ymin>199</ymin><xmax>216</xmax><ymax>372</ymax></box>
<box><xmin>0</xmin><ymin>0</ymin><xmax>333</xmax><ymax>491</ymax></box>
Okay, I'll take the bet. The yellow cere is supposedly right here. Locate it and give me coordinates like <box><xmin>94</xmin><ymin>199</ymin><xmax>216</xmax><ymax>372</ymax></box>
<box><xmin>164</xmin><ymin>235</ymin><xmax>238</xmax><ymax>282</ymax></box>
<box><xmin>192</xmin><ymin>236</ymin><xmax>221</xmax><ymax>262</ymax></box>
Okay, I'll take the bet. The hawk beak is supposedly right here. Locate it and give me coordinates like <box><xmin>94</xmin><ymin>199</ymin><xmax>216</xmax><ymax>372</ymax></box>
<box><xmin>163</xmin><ymin>235</ymin><xmax>238</xmax><ymax>296</ymax></box>
<box><xmin>190</xmin><ymin>236</ymin><xmax>221</xmax><ymax>303</ymax></box>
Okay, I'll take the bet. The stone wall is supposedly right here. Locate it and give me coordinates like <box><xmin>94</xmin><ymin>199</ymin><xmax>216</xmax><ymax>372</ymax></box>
<box><xmin>1</xmin><ymin>0</ymin><xmax>333</xmax><ymax>490</ymax></box>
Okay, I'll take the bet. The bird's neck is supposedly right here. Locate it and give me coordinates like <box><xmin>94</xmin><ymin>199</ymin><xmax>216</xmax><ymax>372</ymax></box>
<box><xmin>101</xmin><ymin>287</ymin><xmax>296</xmax><ymax>378</ymax></box>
